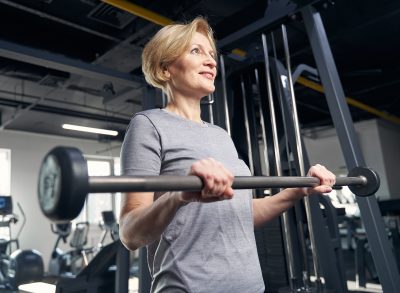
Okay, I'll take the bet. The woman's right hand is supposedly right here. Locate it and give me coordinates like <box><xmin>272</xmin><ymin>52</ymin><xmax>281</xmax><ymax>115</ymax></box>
<box><xmin>179</xmin><ymin>158</ymin><xmax>234</xmax><ymax>203</ymax></box>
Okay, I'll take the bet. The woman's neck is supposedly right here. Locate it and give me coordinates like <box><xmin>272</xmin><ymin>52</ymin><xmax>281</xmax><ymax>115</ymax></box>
<box><xmin>164</xmin><ymin>96</ymin><xmax>202</xmax><ymax>123</ymax></box>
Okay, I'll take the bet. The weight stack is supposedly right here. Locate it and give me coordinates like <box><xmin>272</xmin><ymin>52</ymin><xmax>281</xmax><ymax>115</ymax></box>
<box><xmin>255</xmin><ymin>217</ymin><xmax>288</xmax><ymax>293</ymax></box>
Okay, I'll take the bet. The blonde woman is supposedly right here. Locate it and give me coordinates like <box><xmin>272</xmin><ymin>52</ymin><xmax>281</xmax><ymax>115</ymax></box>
<box><xmin>120</xmin><ymin>17</ymin><xmax>335</xmax><ymax>293</ymax></box>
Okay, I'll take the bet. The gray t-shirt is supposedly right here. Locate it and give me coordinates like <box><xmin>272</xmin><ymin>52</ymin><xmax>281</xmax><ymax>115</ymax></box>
<box><xmin>121</xmin><ymin>109</ymin><xmax>264</xmax><ymax>293</ymax></box>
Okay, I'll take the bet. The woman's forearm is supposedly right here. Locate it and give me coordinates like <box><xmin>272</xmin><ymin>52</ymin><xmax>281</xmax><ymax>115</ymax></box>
<box><xmin>120</xmin><ymin>192</ymin><xmax>183</xmax><ymax>250</ymax></box>
<box><xmin>253</xmin><ymin>188</ymin><xmax>305</xmax><ymax>227</ymax></box>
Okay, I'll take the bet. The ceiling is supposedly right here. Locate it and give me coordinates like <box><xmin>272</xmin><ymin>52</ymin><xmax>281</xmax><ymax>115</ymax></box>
<box><xmin>0</xmin><ymin>0</ymin><xmax>399</xmax><ymax>141</ymax></box>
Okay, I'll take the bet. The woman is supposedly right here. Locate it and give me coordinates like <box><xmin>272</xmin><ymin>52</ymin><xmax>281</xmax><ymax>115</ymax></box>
<box><xmin>120</xmin><ymin>17</ymin><xmax>335</xmax><ymax>293</ymax></box>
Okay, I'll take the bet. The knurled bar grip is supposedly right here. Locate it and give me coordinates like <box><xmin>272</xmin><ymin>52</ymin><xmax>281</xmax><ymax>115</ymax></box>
<box><xmin>89</xmin><ymin>175</ymin><xmax>367</xmax><ymax>193</ymax></box>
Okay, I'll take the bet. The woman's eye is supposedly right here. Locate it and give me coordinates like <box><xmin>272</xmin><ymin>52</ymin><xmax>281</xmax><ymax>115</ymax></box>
<box><xmin>191</xmin><ymin>48</ymin><xmax>201</xmax><ymax>54</ymax></box>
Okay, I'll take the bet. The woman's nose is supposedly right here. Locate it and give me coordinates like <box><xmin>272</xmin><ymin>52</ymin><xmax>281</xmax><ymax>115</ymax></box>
<box><xmin>205</xmin><ymin>55</ymin><xmax>217</xmax><ymax>68</ymax></box>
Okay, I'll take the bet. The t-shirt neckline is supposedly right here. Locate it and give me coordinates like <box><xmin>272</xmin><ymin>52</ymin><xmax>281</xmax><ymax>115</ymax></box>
<box><xmin>160</xmin><ymin>108</ymin><xmax>208</xmax><ymax>128</ymax></box>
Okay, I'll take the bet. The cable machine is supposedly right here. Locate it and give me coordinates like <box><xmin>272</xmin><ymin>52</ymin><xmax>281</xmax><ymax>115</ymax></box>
<box><xmin>212</xmin><ymin>1</ymin><xmax>400</xmax><ymax>293</ymax></box>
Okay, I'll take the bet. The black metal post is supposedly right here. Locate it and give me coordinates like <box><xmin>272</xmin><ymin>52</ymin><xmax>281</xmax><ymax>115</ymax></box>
<box><xmin>302</xmin><ymin>5</ymin><xmax>400</xmax><ymax>292</ymax></box>
<box><xmin>356</xmin><ymin>237</ymin><xmax>367</xmax><ymax>288</ymax></box>
<box><xmin>240</xmin><ymin>75</ymin><xmax>255</xmax><ymax>174</ymax></box>
<box><xmin>281</xmin><ymin>23</ymin><xmax>322</xmax><ymax>288</ymax></box>
<box><xmin>219</xmin><ymin>55</ymin><xmax>231</xmax><ymax>135</ymax></box>
<box><xmin>270</xmin><ymin>57</ymin><xmax>348</xmax><ymax>293</ymax></box>
<box><xmin>260</xmin><ymin>33</ymin><xmax>297</xmax><ymax>291</ymax></box>
<box><xmin>138</xmin><ymin>247</ymin><xmax>152</xmax><ymax>293</ymax></box>
<box><xmin>115</xmin><ymin>242</ymin><xmax>130</xmax><ymax>293</ymax></box>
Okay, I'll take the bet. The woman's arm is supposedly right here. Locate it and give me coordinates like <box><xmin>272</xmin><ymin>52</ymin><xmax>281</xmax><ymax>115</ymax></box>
<box><xmin>119</xmin><ymin>191</ymin><xmax>184</xmax><ymax>251</ymax></box>
<box><xmin>253</xmin><ymin>188</ymin><xmax>304</xmax><ymax>227</ymax></box>
<box><xmin>119</xmin><ymin>158</ymin><xmax>234</xmax><ymax>251</ymax></box>
<box><xmin>253</xmin><ymin>164</ymin><xmax>336</xmax><ymax>227</ymax></box>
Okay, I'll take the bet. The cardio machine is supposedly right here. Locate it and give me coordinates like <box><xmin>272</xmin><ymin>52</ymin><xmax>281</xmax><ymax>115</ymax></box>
<box><xmin>48</xmin><ymin>222</ymin><xmax>72</xmax><ymax>277</ymax></box>
<box><xmin>48</xmin><ymin>221</ymin><xmax>92</xmax><ymax>277</ymax></box>
<box><xmin>98</xmin><ymin>211</ymin><xmax>119</xmax><ymax>248</ymax></box>
<box><xmin>0</xmin><ymin>195</ymin><xmax>44</xmax><ymax>290</ymax></box>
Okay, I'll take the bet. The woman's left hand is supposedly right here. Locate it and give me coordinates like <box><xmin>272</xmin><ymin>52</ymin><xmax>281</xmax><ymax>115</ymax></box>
<box><xmin>302</xmin><ymin>164</ymin><xmax>336</xmax><ymax>196</ymax></box>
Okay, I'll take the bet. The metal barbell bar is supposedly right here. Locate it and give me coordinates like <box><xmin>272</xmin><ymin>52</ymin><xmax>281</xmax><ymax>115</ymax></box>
<box><xmin>38</xmin><ymin>147</ymin><xmax>380</xmax><ymax>222</ymax></box>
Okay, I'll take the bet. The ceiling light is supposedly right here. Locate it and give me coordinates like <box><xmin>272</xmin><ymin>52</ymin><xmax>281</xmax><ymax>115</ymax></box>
<box><xmin>62</xmin><ymin>124</ymin><xmax>118</xmax><ymax>136</ymax></box>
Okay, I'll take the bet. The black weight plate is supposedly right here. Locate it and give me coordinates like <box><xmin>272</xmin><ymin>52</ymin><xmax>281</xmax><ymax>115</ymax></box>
<box><xmin>38</xmin><ymin>147</ymin><xmax>88</xmax><ymax>222</ymax></box>
<box><xmin>348</xmin><ymin>167</ymin><xmax>380</xmax><ymax>197</ymax></box>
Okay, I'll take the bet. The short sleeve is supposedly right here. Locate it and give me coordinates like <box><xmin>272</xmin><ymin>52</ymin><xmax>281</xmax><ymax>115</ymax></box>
<box><xmin>120</xmin><ymin>114</ymin><xmax>162</xmax><ymax>176</ymax></box>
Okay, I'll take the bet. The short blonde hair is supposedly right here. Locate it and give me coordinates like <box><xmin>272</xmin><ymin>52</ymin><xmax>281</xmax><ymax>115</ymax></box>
<box><xmin>141</xmin><ymin>17</ymin><xmax>216</xmax><ymax>99</ymax></box>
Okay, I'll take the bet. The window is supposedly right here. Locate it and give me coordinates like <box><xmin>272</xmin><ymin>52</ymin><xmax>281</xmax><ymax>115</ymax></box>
<box><xmin>87</xmin><ymin>159</ymin><xmax>113</xmax><ymax>224</ymax></box>
<box><xmin>0</xmin><ymin>149</ymin><xmax>11</xmax><ymax>196</ymax></box>
<box><xmin>0</xmin><ymin>149</ymin><xmax>11</xmax><ymax>241</ymax></box>
<box><xmin>74</xmin><ymin>155</ymin><xmax>118</xmax><ymax>224</ymax></box>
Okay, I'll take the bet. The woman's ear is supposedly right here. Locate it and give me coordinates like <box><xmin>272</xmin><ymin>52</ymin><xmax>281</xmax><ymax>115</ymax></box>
<box><xmin>163</xmin><ymin>67</ymin><xmax>170</xmax><ymax>79</ymax></box>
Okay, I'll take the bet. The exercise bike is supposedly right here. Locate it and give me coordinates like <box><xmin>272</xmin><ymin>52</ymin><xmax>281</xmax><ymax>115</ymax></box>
<box><xmin>48</xmin><ymin>221</ymin><xmax>92</xmax><ymax>277</ymax></box>
<box><xmin>0</xmin><ymin>195</ymin><xmax>44</xmax><ymax>290</ymax></box>
<box><xmin>98</xmin><ymin>211</ymin><xmax>119</xmax><ymax>249</ymax></box>
<box><xmin>48</xmin><ymin>222</ymin><xmax>72</xmax><ymax>277</ymax></box>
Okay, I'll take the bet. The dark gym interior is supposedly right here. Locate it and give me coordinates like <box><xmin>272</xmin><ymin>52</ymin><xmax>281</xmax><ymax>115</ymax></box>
<box><xmin>0</xmin><ymin>0</ymin><xmax>399</xmax><ymax>292</ymax></box>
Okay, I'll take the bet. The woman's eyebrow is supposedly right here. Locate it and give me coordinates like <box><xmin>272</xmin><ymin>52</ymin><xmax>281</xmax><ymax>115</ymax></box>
<box><xmin>192</xmin><ymin>43</ymin><xmax>212</xmax><ymax>51</ymax></box>
<box><xmin>191</xmin><ymin>43</ymin><xmax>216</xmax><ymax>55</ymax></box>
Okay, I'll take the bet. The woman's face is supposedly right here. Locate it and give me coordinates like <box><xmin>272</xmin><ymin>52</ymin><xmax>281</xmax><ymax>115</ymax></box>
<box><xmin>166</xmin><ymin>32</ymin><xmax>217</xmax><ymax>99</ymax></box>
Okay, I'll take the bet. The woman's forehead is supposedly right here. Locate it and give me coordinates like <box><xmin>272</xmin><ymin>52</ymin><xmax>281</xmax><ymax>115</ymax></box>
<box><xmin>190</xmin><ymin>32</ymin><xmax>214</xmax><ymax>50</ymax></box>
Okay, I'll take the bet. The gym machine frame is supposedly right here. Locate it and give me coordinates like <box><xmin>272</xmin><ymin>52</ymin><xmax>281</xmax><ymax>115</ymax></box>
<box><xmin>270</xmin><ymin>54</ymin><xmax>349</xmax><ymax>292</ymax></box>
<box><xmin>301</xmin><ymin>5</ymin><xmax>400</xmax><ymax>292</ymax></box>
<box><xmin>215</xmin><ymin>2</ymin><xmax>400</xmax><ymax>293</ymax></box>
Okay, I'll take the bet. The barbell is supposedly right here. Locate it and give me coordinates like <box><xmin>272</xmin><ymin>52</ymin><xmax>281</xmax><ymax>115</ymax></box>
<box><xmin>37</xmin><ymin>146</ymin><xmax>380</xmax><ymax>222</ymax></box>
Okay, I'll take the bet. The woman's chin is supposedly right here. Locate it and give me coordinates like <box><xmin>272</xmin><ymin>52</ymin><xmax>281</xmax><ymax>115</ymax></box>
<box><xmin>204</xmin><ymin>86</ymin><xmax>216</xmax><ymax>95</ymax></box>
